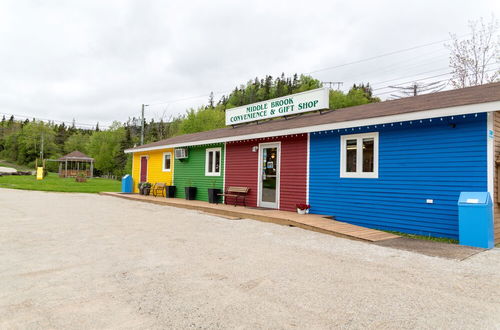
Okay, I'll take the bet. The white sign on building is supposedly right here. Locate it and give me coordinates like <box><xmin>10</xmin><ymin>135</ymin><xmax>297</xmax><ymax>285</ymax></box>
<box><xmin>225</xmin><ymin>88</ymin><xmax>329</xmax><ymax>125</ymax></box>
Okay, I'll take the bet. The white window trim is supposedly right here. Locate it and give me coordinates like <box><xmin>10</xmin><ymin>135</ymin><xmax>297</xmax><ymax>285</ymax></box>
<box><xmin>340</xmin><ymin>132</ymin><xmax>379</xmax><ymax>179</ymax></box>
<box><xmin>205</xmin><ymin>147</ymin><xmax>221</xmax><ymax>176</ymax></box>
<box><xmin>162</xmin><ymin>152</ymin><xmax>172</xmax><ymax>172</ymax></box>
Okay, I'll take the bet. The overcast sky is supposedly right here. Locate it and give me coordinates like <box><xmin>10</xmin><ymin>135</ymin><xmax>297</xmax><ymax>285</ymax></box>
<box><xmin>0</xmin><ymin>0</ymin><xmax>498</xmax><ymax>129</ymax></box>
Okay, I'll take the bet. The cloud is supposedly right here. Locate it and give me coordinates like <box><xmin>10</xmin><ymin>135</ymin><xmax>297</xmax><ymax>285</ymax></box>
<box><xmin>0</xmin><ymin>0</ymin><xmax>498</xmax><ymax>127</ymax></box>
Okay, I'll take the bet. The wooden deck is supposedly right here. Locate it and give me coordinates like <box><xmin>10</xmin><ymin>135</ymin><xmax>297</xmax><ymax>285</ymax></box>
<box><xmin>101</xmin><ymin>192</ymin><xmax>399</xmax><ymax>242</ymax></box>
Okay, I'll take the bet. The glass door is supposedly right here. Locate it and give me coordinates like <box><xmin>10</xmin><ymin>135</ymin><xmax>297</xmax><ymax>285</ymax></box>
<box><xmin>259</xmin><ymin>143</ymin><xmax>280</xmax><ymax>209</ymax></box>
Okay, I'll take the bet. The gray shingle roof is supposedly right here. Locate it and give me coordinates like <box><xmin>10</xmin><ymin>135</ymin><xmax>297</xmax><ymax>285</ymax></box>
<box><xmin>127</xmin><ymin>82</ymin><xmax>500</xmax><ymax>152</ymax></box>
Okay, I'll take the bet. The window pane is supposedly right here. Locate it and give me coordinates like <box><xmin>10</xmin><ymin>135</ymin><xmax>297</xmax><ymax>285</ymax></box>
<box><xmin>165</xmin><ymin>154</ymin><xmax>171</xmax><ymax>170</ymax></box>
<box><xmin>362</xmin><ymin>138</ymin><xmax>374</xmax><ymax>172</ymax></box>
<box><xmin>346</xmin><ymin>139</ymin><xmax>357</xmax><ymax>172</ymax></box>
<box><xmin>215</xmin><ymin>151</ymin><xmax>220</xmax><ymax>172</ymax></box>
<box><xmin>208</xmin><ymin>151</ymin><xmax>213</xmax><ymax>173</ymax></box>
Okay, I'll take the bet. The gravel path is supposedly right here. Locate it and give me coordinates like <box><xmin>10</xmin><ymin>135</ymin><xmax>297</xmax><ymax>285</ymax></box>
<box><xmin>1</xmin><ymin>189</ymin><xmax>499</xmax><ymax>329</ymax></box>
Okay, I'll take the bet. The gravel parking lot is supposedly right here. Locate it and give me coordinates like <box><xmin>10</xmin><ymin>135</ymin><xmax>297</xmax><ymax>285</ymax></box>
<box><xmin>1</xmin><ymin>189</ymin><xmax>499</xmax><ymax>329</ymax></box>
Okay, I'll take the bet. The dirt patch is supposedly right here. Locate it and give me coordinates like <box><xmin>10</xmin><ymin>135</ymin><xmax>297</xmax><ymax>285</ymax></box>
<box><xmin>374</xmin><ymin>237</ymin><xmax>484</xmax><ymax>260</ymax></box>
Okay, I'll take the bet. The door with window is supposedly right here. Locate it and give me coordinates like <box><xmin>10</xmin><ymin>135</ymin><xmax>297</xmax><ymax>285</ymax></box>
<box><xmin>140</xmin><ymin>156</ymin><xmax>148</xmax><ymax>182</ymax></box>
<box><xmin>258</xmin><ymin>143</ymin><xmax>280</xmax><ymax>209</ymax></box>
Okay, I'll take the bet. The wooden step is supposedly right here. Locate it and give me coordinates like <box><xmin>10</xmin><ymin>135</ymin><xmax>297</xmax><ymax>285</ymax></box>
<box><xmin>101</xmin><ymin>193</ymin><xmax>399</xmax><ymax>243</ymax></box>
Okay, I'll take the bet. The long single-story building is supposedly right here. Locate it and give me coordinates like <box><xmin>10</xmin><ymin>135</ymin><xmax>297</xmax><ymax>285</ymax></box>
<box><xmin>125</xmin><ymin>82</ymin><xmax>500</xmax><ymax>243</ymax></box>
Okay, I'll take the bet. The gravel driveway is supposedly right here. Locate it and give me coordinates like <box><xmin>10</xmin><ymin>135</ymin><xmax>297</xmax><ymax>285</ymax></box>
<box><xmin>1</xmin><ymin>189</ymin><xmax>499</xmax><ymax>329</ymax></box>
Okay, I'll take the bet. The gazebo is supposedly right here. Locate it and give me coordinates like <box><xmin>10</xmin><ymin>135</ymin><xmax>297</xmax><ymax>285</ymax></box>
<box><xmin>57</xmin><ymin>151</ymin><xmax>94</xmax><ymax>178</ymax></box>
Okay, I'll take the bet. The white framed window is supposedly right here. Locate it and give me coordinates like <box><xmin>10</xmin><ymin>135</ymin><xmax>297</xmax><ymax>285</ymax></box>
<box><xmin>205</xmin><ymin>147</ymin><xmax>221</xmax><ymax>176</ymax></box>
<box><xmin>340</xmin><ymin>132</ymin><xmax>379</xmax><ymax>178</ymax></box>
<box><xmin>162</xmin><ymin>152</ymin><xmax>172</xmax><ymax>172</ymax></box>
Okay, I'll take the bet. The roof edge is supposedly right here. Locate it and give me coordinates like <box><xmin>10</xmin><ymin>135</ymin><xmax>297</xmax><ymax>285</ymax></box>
<box><xmin>125</xmin><ymin>100</ymin><xmax>500</xmax><ymax>153</ymax></box>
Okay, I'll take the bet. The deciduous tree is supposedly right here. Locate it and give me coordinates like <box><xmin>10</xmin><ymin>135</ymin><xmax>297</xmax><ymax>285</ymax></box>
<box><xmin>446</xmin><ymin>16</ymin><xmax>499</xmax><ymax>88</ymax></box>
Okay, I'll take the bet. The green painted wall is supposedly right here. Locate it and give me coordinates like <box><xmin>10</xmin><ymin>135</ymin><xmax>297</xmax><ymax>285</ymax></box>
<box><xmin>173</xmin><ymin>144</ymin><xmax>225</xmax><ymax>201</ymax></box>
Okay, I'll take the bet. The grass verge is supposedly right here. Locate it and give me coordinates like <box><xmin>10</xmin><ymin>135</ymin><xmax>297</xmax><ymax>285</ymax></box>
<box><xmin>385</xmin><ymin>230</ymin><xmax>458</xmax><ymax>244</ymax></box>
<box><xmin>0</xmin><ymin>172</ymin><xmax>120</xmax><ymax>193</ymax></box>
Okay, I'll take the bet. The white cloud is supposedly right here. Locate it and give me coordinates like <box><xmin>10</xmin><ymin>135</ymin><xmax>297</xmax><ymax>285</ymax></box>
<box><xmin>0</xmin><ymin>0</ymin><xmax>498</xmax><ymax>127</ymax></box>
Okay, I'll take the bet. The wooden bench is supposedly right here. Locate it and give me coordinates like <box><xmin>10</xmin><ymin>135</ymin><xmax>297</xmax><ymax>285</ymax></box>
<box><xmin>218</xmin><ymin>186</ymin><xmax>250</xmax><ymax>206</ymax></box>
<box><xmin>152</xmin><ymin>183</ymin><xmax>167</xmax><ymax>197</ymax></box>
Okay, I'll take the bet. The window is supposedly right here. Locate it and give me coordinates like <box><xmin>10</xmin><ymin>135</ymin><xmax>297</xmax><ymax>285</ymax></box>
<box><xmin>205</xmin><ymin>148</ymin><xmax>221</xmax><ymax>176</ymax></box>
<box><xmin>340</xmin><ymin>132</ymin><xmax>378</xmax><ymax>178</ymax></box>
<box><xmin>162</xmin><ymin>152</ymin><xmax>172</xmax><ymax>172</ymax></box>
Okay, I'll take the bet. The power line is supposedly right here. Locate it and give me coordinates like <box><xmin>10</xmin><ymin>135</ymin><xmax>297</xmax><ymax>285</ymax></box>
<box><xmin>372</xmin><ymin>62</ymin><xmax>499</xmax><ymax>92</ymax></box>
<box><xmin>374</xmin><ymin>78</ymin><xmax>452</xmax><ymax>97</ymax></box>
<box><xmin>136</xmin><ymin>31</ymin><xmax>496</xmax><ymax>119</ymax></box>
<box><xmin>372</xmin><ymin>72</ymin><xmax>454</xmax><ymax>91</ymax></box>
<box><xmin>0</xmin><ymin>112</ymin><xmax>108</xmax><ymax>129</ymax></box>
<box><xmin>370</xmin><ymin>66</ymin><xmax>451</xmax><ymax>87</ymax></box>
<box><xmin>345</xmin><ymin>50</ymin><xmax>450</xmax><ymax>85</ymax></box>
<box><xmin>388</xmin><ymin>81</ymin><xmax>448</xmax><ymax>98</ymax></box>
<box><xmin>373</xmin><ymin>67</ymin><xmax>499</xmax><ymax>97</ymax></box>
<box><xmin>147</xmin><ymin>89</ymin><xmax>232</xmax><ymax>107</ymax></box>
<box><xmin>142</xmin><ymin>34</ymin><xmax>472</xmax><ymax>109</ymax></box>
<box><xmin>304</xmin><ymin>34</ymin><xmax>470</xmax><ymax>75</ymax></box>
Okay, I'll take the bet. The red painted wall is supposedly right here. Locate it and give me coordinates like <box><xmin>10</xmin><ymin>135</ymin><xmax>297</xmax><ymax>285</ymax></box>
<box><xmin>225</xmin><ymin>134</ymin><xmax>308</xmax><ymax>211</ymax></box>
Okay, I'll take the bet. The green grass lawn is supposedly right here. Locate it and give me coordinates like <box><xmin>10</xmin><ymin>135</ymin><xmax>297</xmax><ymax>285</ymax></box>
<box><xmin>385</xmin><ymin>230</ymin><xmax>458</xmax><ymax>244</ymax></box>
<box><xmin>0</xmin><ymin>172</ymin><xmax>121</xmax><ymax>193</ymax></box>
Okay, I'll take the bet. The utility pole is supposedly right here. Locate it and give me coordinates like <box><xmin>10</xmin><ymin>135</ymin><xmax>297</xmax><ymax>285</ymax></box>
<box><xmin>40</xmin><ymin>131</ymin><xmax>44</xmax><ymax>161</ymax></box>
<box><xmin>141</xmin><ymin>104</ymin><xmax>149</xmax><ymax>145</ymax></box>
<box><xmin>322</xmin><ymin>81</ymin><xmax>343</xmax><ymax>90</ymax></box>
<box><xmin>389</xmin><ymin>81</ymin><xmax>447</xmax><ymax>99</ymax></box>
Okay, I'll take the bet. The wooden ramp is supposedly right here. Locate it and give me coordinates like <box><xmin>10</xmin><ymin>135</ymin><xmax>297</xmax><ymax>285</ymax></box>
<box><xmin>101</xmin><ymin>192</ymin><xmax>399</xmax><ymax>242</ymax></box>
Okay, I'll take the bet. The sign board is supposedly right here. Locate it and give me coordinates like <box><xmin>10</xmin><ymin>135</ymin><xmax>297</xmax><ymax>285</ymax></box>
<box><xmin>225</xmin><ymin>88</ymin><xmax>329</xmax><ymax>125</ymax></box>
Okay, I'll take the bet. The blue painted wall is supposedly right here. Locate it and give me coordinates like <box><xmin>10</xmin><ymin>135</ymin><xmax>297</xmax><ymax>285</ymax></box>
<box><xmin>309</xmin><ymin>114</ymin><xmax>488</xmax><ymax>239</ymax></box>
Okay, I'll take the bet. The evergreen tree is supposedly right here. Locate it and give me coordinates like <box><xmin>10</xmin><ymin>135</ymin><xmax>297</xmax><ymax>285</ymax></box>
<box><xmin>264</xmin><ymin>75</ymin><xmax>272</xmax><ymax>99</ymax></box>
<box><xmin>116</xmin><ymin>126</ymin><xmax>133</xmax><ymax>175</ymax></box>
<box><xmin>68</xmin><ymin>118</ymin><xmax>77</xmax><ymax>135</ymax></box>
<box><xmin>146</xmin><ymin>119</ymin><xmax>159</xmax><ymax>143</ymax></box>
<box><xmin>54</xmin><ymin>123</ymin><xmax>68</xmax><ymax>152</ymax></box>
<box><xmin>207</xmin><ymin>92</ymin><xmax>214</xmax><ymax>109</ymax></box>
<box><xmin>0</xmin><ymin>73</ymin><xmax>382</xmax><ymax>176</ymax></box>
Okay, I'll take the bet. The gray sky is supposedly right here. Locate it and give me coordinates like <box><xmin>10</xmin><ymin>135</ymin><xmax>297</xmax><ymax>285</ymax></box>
<box><xmin>0</xmin><ymin>0</ymin><xmax>498</xmax><ymax>129</ymax></box>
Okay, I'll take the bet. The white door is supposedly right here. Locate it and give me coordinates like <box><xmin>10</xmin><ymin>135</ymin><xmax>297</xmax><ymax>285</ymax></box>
<box><xmin>258</xmin><ymin>142</ymin><xmax>280</xmax><ymax>209</ymax></box>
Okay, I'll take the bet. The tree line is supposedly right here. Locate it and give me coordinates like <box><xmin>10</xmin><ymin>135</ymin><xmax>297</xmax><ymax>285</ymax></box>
<box><xmin>0</xmin><ymin>74</ymin><xmax>379</xmax><ymax>178</ymax></box>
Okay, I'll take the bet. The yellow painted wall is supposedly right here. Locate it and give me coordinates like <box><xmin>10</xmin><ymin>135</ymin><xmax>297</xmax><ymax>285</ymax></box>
<box><xmin>131</xmin><ymin>148</ymin><xmax>174</xmax><ymax>193</ymax></box>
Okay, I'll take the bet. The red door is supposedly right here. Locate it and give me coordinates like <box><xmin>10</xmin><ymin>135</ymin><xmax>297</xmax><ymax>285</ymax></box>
<box><xmin>225</xmin><ymin>134</ymin><xmax>307</xmax><ymax>211</ymax></box>
<box><xmin>140</xmin><ymin>156</ymin><xmax>148</xmax><ymax>182</ymax></box>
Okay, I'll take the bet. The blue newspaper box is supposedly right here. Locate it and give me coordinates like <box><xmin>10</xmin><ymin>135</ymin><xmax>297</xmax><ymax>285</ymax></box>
<box><xmin>458</xmin><ymin>192</ymin><xmax>494</xmax><ymax>249</ymax></box>
<box><xmin>121</xmin><ymin>174</ymin><xmax>133</xmax><ymax>193</ymax></box>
